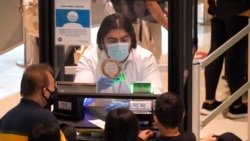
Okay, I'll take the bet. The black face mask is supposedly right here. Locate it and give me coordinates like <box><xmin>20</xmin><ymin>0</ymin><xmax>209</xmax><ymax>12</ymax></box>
<box><xmin>43</xmin><ymin>87</ymin><xmax>58</xmax><ymax>109</ymax></box>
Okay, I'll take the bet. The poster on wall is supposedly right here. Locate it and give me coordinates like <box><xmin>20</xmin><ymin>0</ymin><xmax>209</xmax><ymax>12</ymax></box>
<box><xmin>55</xmin><ymin>0</ymin><xmax>91</xmax><ymax>46</ymax></box>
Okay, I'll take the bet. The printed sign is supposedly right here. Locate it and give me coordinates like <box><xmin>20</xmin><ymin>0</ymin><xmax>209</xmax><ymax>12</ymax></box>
<box><xmin>55</xmin><ymin>0</ymin><xmax>91</xmax><ymax>46</ymax></box>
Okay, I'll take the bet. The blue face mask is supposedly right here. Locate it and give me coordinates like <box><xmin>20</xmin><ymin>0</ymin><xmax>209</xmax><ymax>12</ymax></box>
<box><xmin>106</xmin><ymin>43</ymin><xmax>129</xmax><ymax>62</ymax></box>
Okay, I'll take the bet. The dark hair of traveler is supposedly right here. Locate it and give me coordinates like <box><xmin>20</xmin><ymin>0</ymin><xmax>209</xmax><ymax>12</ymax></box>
<box><xmin>154</xmin><ymin>92</ymin><xmax>185</xmax><ymax>129</ymax></box>
<box><xmin>104</xmin><ymin>108</ymin><xmax>139</xmax><ymax>141</ymax></box>
<box><xmin>20</xmin><ymin>64</ymin><xmax>53</xmax><ymax>97</ymax></box>
<box><xmin>28</xmin><ymin>121</ymin><xmax>60</xmax><ymax>141</ymax></box>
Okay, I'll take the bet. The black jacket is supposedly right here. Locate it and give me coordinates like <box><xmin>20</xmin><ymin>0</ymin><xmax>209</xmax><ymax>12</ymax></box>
<box><xmin>0</xmin><ymin>98</ymin><xmax>59</xmax><ymax>140</ymax></box>
<box><xmin>208</xmin><ymin>0</ymin><xmax>250</xmax><ymax>19</ymax></box>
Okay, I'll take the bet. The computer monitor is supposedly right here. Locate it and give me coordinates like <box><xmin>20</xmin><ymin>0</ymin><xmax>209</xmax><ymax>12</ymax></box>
<box><xmin>53</xmin><ymin>81</ymin><xmax>96</xmax><ymax>121</ymax></box>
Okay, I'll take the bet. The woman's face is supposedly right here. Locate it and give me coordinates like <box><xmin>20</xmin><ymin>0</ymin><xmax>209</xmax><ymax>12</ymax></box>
<box><xmin>103</xmin><ymin>29</ymin><xmax>131</xmax><ymax>49</ymax></box>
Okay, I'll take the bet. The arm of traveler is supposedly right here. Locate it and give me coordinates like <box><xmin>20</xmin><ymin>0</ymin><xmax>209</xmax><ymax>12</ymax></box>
<box><xmin>145</xmin><ymin>0</ymin><xmax>168</xmax><ymax>30</ymax></box>
<box><xmin>204</xmin><ymin>0</ymin><xmax>209</xmax><ymax>12</ymax></box>
<box><xmin>203</xmin><ymin>0</ymin><xmax>213</xmax><ymax>18</ymax></box>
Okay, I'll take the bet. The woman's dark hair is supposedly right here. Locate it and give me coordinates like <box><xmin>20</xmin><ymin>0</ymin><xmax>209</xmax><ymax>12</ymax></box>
<box><xmin>28</xmin><ymin>121</ymin><xmax>60</xmax><ymax>141</ymax></box>
<box><xmin>59</xmin><ymin>123</ymin><xmax>77</xmax><ymax>141</ymax></box>
<box><xmin>20</xmin><ymin>64</ymin><xmax>53</xmax><ymax>97</ymax></box>
<box><xmin>105</xmin><ymin>108</ymin><xmax>139</xmax><ymax>141</ymax></box>
<box><xmin>97</xmin><ymin>13</ymin><xmax>137</xmax><ymax>50</ymax></box>
<box><xmin>154</xmin><ymin>92</ymin><xmax>185</xmax><ymax>129</ymax></box>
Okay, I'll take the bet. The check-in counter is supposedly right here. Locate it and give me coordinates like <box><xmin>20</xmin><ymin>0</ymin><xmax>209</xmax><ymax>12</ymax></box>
<box><xmin>53</xmin><ymin>82</ymin><xmax>158</xmax><ymax>132</ymax></box>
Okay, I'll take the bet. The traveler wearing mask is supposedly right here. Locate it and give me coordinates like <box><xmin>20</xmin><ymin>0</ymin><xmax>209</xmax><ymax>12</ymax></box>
<box><xmin>0</xmin><ymin>64</ymin><xmax>67</xmax><ymax>141</ymax></box>
<box><xmin>74</xmin><ymin>13</ymin><xmax>163</xmax><ymax>109</ymax></box>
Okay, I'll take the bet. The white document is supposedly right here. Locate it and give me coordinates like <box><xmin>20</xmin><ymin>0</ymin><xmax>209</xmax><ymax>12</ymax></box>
<box><xmin>88</xmin><ymin>119</ymin><xmax>105</xmax><ymax>129</ymax></box>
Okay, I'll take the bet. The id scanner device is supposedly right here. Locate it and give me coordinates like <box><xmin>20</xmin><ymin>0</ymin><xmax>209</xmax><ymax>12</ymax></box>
<box><xmin>130</xmin><ymin>81</ymin><xmax>153</xmax><ymax>94</ymax></box>
<box><xmin>130</xmin><ymin>81</ymin><xmax>154</xmax><ymax>127</ymax></box>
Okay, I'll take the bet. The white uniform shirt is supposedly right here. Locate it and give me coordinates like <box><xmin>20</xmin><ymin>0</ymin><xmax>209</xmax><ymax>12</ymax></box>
<box><xmin>74</xmin><ymin>45</ymin><xmax>163</xmax><ymax>106</ymax></box>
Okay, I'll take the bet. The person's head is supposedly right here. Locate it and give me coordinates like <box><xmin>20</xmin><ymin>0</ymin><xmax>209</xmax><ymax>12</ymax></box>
<box><xmin>110</xmin><ymin>0</ymin><xmax>138</xmax><ymax>23</ymax></box>
<box><xmin>97</xmin><ymin>13</ymin><xmax>136</xmax><ymax>62</ymax></box>
<box><xmin>105</xmin><ymin>108</ymin><xmax>139</xmax><ymax>141</ymax></box>
<box><xmin>20</xmin><ymin>64</ymin><xmax>57</xmax><ymax>108</ymax></box>
<box><xmin>153</xmin><ymin>92</ymin><xmax>185</xmax><ymax>129</ymax></box>
<box><xmin>28</xmin><ymin>121</ymin><xmax>60</xmax><ymax>141</ymax></box>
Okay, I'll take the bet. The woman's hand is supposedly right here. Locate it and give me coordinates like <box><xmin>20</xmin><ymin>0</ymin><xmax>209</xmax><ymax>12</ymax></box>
<box><xmin>138</xmin><ymin>129</ymin><xmax>155</xmax><ymax>141</ymax></box>
<box><xmin>202</xmin><ymin>133</ymin><xmax>218</xmax><ymax>141</ymax></box>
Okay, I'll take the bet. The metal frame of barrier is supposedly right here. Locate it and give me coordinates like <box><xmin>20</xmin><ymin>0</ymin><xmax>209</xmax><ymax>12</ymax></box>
<box><xmin>193</xmin><ymin>22</ymin><xmax>250</xmax><ymax>140</ymax></box>
<box><xmin>201</xmin><ymin>24</ymin><xmax>250</xmax><ymax>68</ymax></box>
<box><xmin>201</xmin><ymin>82</ymin><xmax>250</xmax><ymax>127</ymax></box>
<box><xmin>192</xmin><ymin>61</ymin><xmax>200</xmax><ymax>141</ymax></box>
<box><xmin>248</xmin><ymin>22</ymin><xmax>250</xmax><ymax>140</ymax></box>
<box><xmin>64</xmin><ymin>64</ymin><xmax>168</xmax><ymax>76</ymax></box>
